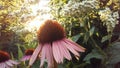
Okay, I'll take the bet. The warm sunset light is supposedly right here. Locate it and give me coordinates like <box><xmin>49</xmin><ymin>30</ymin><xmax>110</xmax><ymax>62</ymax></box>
<box><xmin>25</xmin><ymin>0</ymin><xmax>52</xmax><ymax>31</ymax></box>
<box><xmin>1</xmin><ymin>0</ymin><xmax>119</xmax><ymax>68</ymax></box>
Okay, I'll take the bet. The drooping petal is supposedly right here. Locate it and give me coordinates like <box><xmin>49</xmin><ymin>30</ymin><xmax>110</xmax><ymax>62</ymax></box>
<box><xmin>5</xmin><ymin>61</ymin><xmax>13</xmax><ymax>67</ymax></box>
<box><xmin>64</xmin><ymin>38</ymin><xmax>85</xmax><ymax>52</ymax></box>
<box><xmin>0</xmin><ymin>63</ymin><xmax>2</xmax><ymax>68</ymax></box>
<box><xmin>4</xmin><ymin>63</ymin><xmax>10</xmax><ymax>68</ymax></box>
<box><xmin>40</xmin><ymin>44</ymin><xmax>47</xmax><ymax>67</ymax></box>
<box><xmin>0</xmin><ymin>63</ymin><xmax>5</xmax><ymax>68</ymax></box>
<box><xmin>26</xmin><ymin>56</ymin><xmax>31</xmax><ymax>60</ymax></box>
<box><xmin>8</xmin><ymin>60</ymin><xmax>19</xmax><ymax>65</ymax></box>
<box><xmin>55</xmin><ymin>41</ymin><xmax>64</xmax><ymax>63</ymax></box>
<box><xmin>21</xmin><ymin>56</ymin><xmax>31</xmax><ymax>61</ymax></box>
<box><xmin>5</xmin><ymin>62</ymin><xmax>13</xmax><ymax>68</ymax></box>
<box><xmin>40</xmin><ymin>43</ymin><xmax>53</xmax><ymax>68</ymax></box>
<box><xmin>0</xmin><ymin>62</ymin><xmax>8</xmax><ymax>68</ymax></box>
<box><xmin>58</xmin><ymin>40</ymin><xmax>72</xmax><ymax>60</ymax></box>
<box><xmin>21</xmin><ymin>56</ymin><xmax>27</xmax><ymax>61</ymax></box>
<box><xmin>29</xmin><ymin>44</ymin><xmax>42</xmax><ymax>66</ymax></box>
<box><xmin>24</xmin><ymin>56</ymin><xmax>28</xmax><ymax>61</ymax></box>
<box><xmin>5</xmin><ymin>65</ymin><xmax>10</xmax><ymax>68</ymax></box>
<box><xmin>53</xmin><ymin>41</ymin><xmax>62</xmax><ymax>63</ymax></box>
<box><xmin>62</xmin><ymin>39</ymin><xmax>80</xmax><ymax>57</ymax></box>
<box><xmin>45</xmin><ymin>43</ymin><xmax>53</xmax><ymax>68</ymax></box>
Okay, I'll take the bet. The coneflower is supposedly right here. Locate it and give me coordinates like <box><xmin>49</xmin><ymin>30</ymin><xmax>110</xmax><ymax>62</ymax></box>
<box><xmin>0</xmin><ymin>50</ymin><xmax>19</xmax><ymax>68</ymax></box>
<box><xmin>29</xmin><ymin>20</ymin><xmax>85</xmax><ymax>68</ymax></box>
<box><xmin>21</xmin><ymin>49</ymin><xmax>34</xmax><ymax>61</ymax></box>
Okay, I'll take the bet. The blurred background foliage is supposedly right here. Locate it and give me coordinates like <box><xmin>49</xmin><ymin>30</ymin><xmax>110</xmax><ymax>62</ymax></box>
<box><xmin>49</xmin><ymin>0</ymin><xmax>120</xmax><ymax>68</ymax></box>
<box><xmin>0</xmin><ymin>0</ymin><xmax>120</xmax><ymax>68</ymax></box>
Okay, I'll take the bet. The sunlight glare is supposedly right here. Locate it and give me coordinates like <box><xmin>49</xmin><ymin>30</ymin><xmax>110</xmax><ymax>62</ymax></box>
<box><xmin>25</xmin><ymin>0</ymin><xmax>52</xmax><ymax>31</ymax></box>
<box><xmin>26</xmin><ymin>19</ymin><xmax>43</xmax><ymax>31</ymax></box>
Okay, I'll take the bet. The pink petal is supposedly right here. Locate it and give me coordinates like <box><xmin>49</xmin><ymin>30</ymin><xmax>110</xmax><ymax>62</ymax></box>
<box><xmin>21</xmin><ymin>56</ymin><xmax>27</xmax><ymax>61</ymax></box>
<box><xmin>0</xmin><ymin>63</ymin><xmax>5</xmax><ymax>68</ymax></box>
<box><xmin>45</xmin><ymin>44</ymin><xmax>53</xmax><ymax>68</ymax></box>
<box><xmin>62</xmin><ymin>39</ymin><xmax>80</xmax><ymax>57</ymax></box>
<box><xmin>24</xmin><ymin>56</ymin><xmax>28</xmax><ymax>61</ymax></box>
<box><xmin>55</xmin><ymin>40</ymin><xmax>71</xmax><ymax>62</ymax></box>
<box><xmin>53</xmin><ymin>41</ymin><xmax>62</xmax><ymax>63</ymax></box>
<box><xmin>6</xmin><ymin>66</ymin><xmax>10</xmax><ymax>68</ymax></box>
<box><xmin>9</xmin><ymin>60</ymin><xmax>19</xmax><ymax>65</ymax></box>
<box><xmin>29</xmin><ymin>44</ymin><xmax>42</xmax><ymax>66</ymax></box>
<box><xmin>64</xmin><ymin>38</ymin><xmax>85</xmax><ymax>52</ymax></box>
<box><xmin>0</xmin><ymin>62</ymin><xmax>11</xmax><ymax>68</ymax></box>
<box><xmin>58</xmin><ymin>40</ymin><xmax>72</xmax><ymax>61</ymax></box>
<box><xmin>40</xmin><ymin>43</ymin><xmax>53</xmax><ymax>68</ymax></box>
<box><xmin>40</xmin><ymin>44</ymin><xmax>47</xmax><ymax>67</ymax></box>
<box><xmin>21</xmin><ymin>56</ymin><xmax>31</xmax><ymax>61</ymax></box>
<box><xmin>55</xmin><ymin>41</ymin><xmax>64</xmax><ymax>63</ymax></box>
<box><xmin>26</xmin><ymin>56</ymin><xmax>31</xmax><ymax>60</ymax></box>
<box><xmin>3</xmin><ymin>63</ymin><xmax>7</xmax><ymax>68</ymax></box>
<box><xmin>0</xmin><ymin>63</ymin><xmax>2</xmax><ymax>68</ymax></box>
<box><xmin>5</xmin><ymin>61</ymin><xmax>13</xmax><ymax>67</ymax></box>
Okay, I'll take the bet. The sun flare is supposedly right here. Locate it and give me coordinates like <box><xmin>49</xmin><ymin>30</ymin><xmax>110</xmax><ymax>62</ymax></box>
<box><xmin>25</xmin><ymin>0</ymin><xmax>52</xmax><ymax>31</ymax></box>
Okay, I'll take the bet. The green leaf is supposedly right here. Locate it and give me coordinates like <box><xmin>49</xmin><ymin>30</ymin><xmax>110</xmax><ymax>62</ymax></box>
<box><xmin>24</xmin><ymin>42</ymin><xmax>37</xmax><ymax>49</ymax></box>
<box><xmin>101</xmin><ymin>35</ymin><xmax>111</xmax><ymax>43</ymax></box>
<box><xmin>89</xmin><ymin>27</ymin><xmax>95</xmax><ymax>36</ymax></box>
<box><xmin>73</xmin><ymin>63</ymin><xmax>88</xmax><ymax>68</ymax></box>
<box><xmin>58</xmin><ymin>64</ymin><xmax>64</xmax><ymax>68</ymax></box>
<box><xmin>18</xmin><ymin>45</ymin><xmax>23</xmax><ymax>59</ymax></box>
<box><xmin>108</xmin><ymin>42</ymin><xmax>120</xmax><ymax>64</ymax></box>
<box><xmin>10</xmin><ymin>52</ymin><xmax>15</xmax><ymax>60</ymax></box>
<box><xmin>84</xmin><ymin>49</ymin><xmax>104</xmax><ymax>63</ymax></box>
<box><xmin>83</xmin><ymin>31</ymin><xmax>90</xmax><ymax>43</ymax></box>
<box><xmin>71</xmin><ymin>34</ymin><xmax>81</xmax><ymax>42</ymax></box>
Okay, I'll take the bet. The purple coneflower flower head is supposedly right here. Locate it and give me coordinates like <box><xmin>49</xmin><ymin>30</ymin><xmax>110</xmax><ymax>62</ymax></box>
<box><xmin>21</xmin><ymin>49</ymin><xmax>34</xmax><ymax>61</ymax></box>
<box><xmin>0</xmin><ymin>50</ymin><xmax>19</xmax><ymax>68</ymax></box>
<box><xmin>29</xmin><ymin>20</ymin><xmax>86</xmax><ymax>68</ymax></box>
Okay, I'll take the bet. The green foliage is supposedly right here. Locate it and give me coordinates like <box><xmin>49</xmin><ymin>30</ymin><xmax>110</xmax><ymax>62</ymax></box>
<box><xmin>49</xmin><ymin>0</ymin><xmax>120</xmax><ymax>68</ymax></box>
<box><xmin>71</xmin><ymin>34</ymin><xmax>81</xmax><ymax>42</ymax></box>
<box><xmin>101</xmin><ymin>35</ymin><xmax>112</xmax><ymax>43</ymax></box>
<box><xmin>17</xmin><ymin>45</ymin><xmax>23</xmax><ymax>59</ymax></box>
<box><xmin>0</xmin><ymin>0</ymin><xmax>119</xmax><ymax>68</ymax></box>
<box><xmin>89</xmin><ymin>27</ymin><xmax>95</xmax><ymax>36</ymax></box>
<box><xmin>107</xmin><ymin>42</ymin><xmax>120</xmax><ymax>64</ymax></box>
<box><xmin>84</xmin><ymin>49</ymin><xmax>104</xmax><ymax>63</ymax></box>
<box><xmin>0</xmin><ymin>0</ymin><xmax>38</xmax><ymax>67</ymax></box>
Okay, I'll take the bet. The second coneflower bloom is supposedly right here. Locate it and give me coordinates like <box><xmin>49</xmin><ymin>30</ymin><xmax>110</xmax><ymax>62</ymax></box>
<box><xmin>0</xmin><ymin>50</ymin><xmax>19</xmax><ymax>68</ymax></box>
<box><xmin>29</xmin><ymin>20</ymin><xmax>85</xmax><ymax>68</ymax></box>
<box><xmin>21</xmin><ymin>49</ymin><xmax>34</xmax><ymax>61</ymax></box>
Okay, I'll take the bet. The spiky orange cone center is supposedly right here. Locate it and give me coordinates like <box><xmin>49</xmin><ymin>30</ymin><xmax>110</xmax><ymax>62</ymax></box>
<box><xmin>37</xmin><ymin>20</ymin><xmax>66</xmax><ymax>44</ymax></box>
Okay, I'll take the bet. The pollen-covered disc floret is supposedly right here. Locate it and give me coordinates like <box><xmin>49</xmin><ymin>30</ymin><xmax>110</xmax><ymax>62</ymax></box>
<box><xmin>37</xmin><ymin>20</ymin><xmax>66</xmax><ymax>44</ymax></box>
<box><xmin>0</xmin><ymin>50</ymin><xmax>10</xmax><ymax>63</ymax></box>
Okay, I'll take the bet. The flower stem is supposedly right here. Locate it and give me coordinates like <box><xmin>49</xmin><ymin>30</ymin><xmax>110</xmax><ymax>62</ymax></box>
<box><xmin>54</xmin><ymin>59</ymin><xmax>58</xmax><ymax>68</ymax></box>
